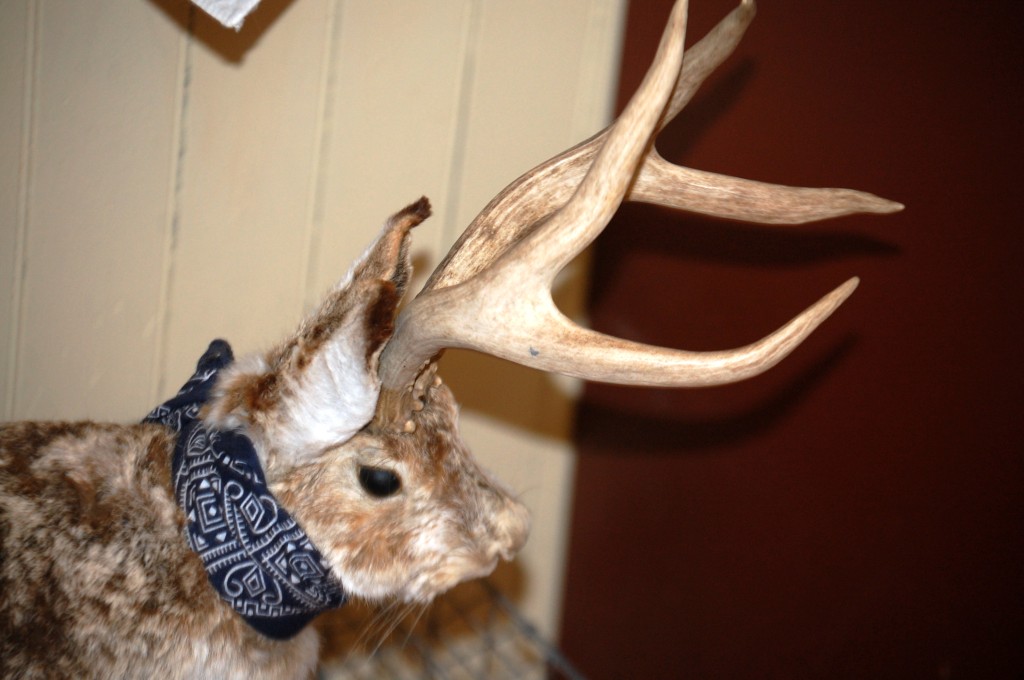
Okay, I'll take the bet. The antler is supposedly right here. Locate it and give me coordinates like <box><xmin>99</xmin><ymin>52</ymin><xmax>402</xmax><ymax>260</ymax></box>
<box><xmin>376</xmin><ymin>0</ymin><xmax>901</xmax><ymax>420</ymax></box>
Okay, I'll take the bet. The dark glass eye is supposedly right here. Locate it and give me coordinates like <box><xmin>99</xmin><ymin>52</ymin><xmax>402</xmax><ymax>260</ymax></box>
<box><xmin>358</xmin><ymin>466</ymin><xmax>401</xmax><ymax>498</ymax></box>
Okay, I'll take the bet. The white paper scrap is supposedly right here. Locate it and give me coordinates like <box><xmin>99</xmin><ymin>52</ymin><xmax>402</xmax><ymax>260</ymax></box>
<box><xmin>191</xmin><ymin>0</ymin><xmax>263</xmax><ymax>30</ymax></box>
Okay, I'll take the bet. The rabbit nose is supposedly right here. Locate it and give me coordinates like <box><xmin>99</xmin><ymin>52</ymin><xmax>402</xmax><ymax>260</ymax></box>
<box><xmin>488</xmin><ymin>496</ymin><xmax>530</xmax><ymax>561</ymax></box>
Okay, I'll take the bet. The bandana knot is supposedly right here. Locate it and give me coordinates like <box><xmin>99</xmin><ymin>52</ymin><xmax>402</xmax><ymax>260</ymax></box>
<box><xmin>144</xmin><ymin>340</ymin><xmax>346</xmax><ymax>639</ymax></box>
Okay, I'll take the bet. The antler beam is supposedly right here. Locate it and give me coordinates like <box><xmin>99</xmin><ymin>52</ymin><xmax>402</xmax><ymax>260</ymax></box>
<box><xmin>377</xmin><ymin>0</ymin><xmax>902</xmax><ymax>407</ymax></box>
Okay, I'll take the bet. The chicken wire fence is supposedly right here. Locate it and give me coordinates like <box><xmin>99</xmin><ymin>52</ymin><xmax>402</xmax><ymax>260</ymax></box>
<box><xmin>316</xmin><ymin>579</ymin><xmax>585</xmax><ymax>680</ymax></box>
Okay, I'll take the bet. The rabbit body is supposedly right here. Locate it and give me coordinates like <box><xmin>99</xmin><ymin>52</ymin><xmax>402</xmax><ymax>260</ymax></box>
<box><xmin>0</xmin><ymin>421</ymin><xmax>319</xmax><ymax>679</ymax></box>
<box><xmin>0</xmin><ymin>200</ymin><xmax>530</xmax><ymax>677</ymax></box>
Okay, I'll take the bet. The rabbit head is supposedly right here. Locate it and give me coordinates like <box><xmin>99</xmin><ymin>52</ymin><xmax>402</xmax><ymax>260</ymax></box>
<box><xmin>201</xmin><ymin>198</ymin><xmax>529</xmax><ymax>604</ymax></box>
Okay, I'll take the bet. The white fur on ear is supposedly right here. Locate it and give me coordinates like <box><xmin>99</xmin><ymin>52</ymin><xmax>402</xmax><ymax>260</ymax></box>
<box><xmin>204</xmin><ymin>297</ymin><xmax>386</xmax><ymax>466</ymax></box>
<box><xmin>277</xmin><ymin>321</ymin><xmax>381</xmax><ymax>458</ymax></box>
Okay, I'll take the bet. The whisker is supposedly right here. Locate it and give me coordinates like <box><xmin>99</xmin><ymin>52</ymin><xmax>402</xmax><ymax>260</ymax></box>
<box><xmin>351</xmin><ymin>599</ymin><xmax>401</xmax><ymax>655</ymax></box>
<box><xmin>398</xmin><ymin>601</ymin><xmax>431</xmax><ymax>651</ymax></box>
<box><xmin>368</xmin><ymin>601</ymin><xmax>416</xmax><ymax>657</ymax></box>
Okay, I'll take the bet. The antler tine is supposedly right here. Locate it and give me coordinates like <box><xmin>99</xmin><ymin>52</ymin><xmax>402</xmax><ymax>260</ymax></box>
<box><xmin>662</xmin><ymin>0</ymin><xmax>755</xmax><ymax>129</ymax></box>
<box><xmin>383</xmin><ymin>270</ymin><xmax>860</xmax><ymax>390</ymax></box>
<box><xmin>634</xmin><ymin>155</ymin><xmax>904</xmax><ymax>223</ymax></box>
<box><xmin>505</xmin><ymin>0</ymin><xmax>690</xmax><ymax>279</ymax></box>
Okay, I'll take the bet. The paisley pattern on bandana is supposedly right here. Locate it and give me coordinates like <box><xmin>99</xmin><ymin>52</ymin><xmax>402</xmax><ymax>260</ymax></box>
<box><xmin>144</xmin><ymin>340</ymin><xmax>347</xmax><ymax>640</ymax></box>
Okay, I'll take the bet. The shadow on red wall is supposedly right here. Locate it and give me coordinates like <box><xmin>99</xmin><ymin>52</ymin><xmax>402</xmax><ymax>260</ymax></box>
<box><xmin>561</xmin><ymin>1</ymin><xmax>1023</xmax><ymax>677</ymax></box>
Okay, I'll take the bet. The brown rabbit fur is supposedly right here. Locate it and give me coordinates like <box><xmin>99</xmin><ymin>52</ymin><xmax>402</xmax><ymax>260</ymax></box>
<box><xmin>0</xmin><ymin>199</ymin><xmax>530</xmax><ymax>678</ymax></box>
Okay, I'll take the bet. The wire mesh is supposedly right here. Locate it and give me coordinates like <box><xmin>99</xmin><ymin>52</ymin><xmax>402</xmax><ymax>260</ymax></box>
<box><xmin>316</xmin><ymin>579</ymin><xmax>585</xmax><ymax>680</ymax></box>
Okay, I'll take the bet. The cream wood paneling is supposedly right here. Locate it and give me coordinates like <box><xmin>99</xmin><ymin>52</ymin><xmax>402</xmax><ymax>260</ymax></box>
<box><xmin>160</xmin><ymin>0</ymin><xmax>335</xmax><ymax>387</ymax></box>
<box><xmin>310</xmin><ymin>0</ymin><xmax>472</xmax><ymax>300</ymax></box>
<box><xmin>0</xmin><ymin>0</ymin><xmax>31</xmax><ymax>420</ymax></box>
<box><xmin>8</xmin><ymin>0</ymin><xmax>185</xmax><ymax>420</ymax></box>
<box><xmin>0</xmin><ymin>0</ymin><xmax>626</xmax><ymax>650</ymax></box>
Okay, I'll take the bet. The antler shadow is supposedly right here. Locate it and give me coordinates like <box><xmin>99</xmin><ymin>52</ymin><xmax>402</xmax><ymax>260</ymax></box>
<box><xmin>574</xmin><ymin>334</ymin><xmax>858</xmax><ymax>455</ymax></box>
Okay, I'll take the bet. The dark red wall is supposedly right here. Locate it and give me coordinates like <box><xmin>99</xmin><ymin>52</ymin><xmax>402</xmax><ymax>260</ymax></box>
<box><xmin>561</xmin><ymin>1</ymin><xmax>1023</xmax><ymax>678</ymax></box>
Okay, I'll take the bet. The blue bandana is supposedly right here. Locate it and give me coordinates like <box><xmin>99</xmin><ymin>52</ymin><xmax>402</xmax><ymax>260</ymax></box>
<box><xmin>144</xmin><ymin>340</ymin><xmax>347</xmax><ymax>640</ymax></box>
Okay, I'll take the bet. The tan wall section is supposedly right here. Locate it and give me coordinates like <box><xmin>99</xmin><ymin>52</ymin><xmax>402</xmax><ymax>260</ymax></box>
<box><xmin>0</xmin><ymin>0</ymin><xmax>625</xmax><ymax>643</ymax></box>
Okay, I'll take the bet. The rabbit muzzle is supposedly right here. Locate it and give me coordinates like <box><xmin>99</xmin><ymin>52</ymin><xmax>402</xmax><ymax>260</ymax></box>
<box><xmin>480</xmin><ymin>491</ymin><xmax>530</xmax><ymax>563</ymax></box>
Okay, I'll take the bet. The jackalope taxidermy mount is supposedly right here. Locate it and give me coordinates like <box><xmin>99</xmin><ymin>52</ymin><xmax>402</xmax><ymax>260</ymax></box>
<box><xmin>0</xmin><ymin>1</ymin><xmax>900</xmax><ymax>677</ymax></box>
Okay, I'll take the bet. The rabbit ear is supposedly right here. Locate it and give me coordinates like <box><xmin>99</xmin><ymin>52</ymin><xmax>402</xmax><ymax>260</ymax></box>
<box><xmin>205</xmin><ymin>199</ymin><xmax>431</xmax><ymax>464</ymax></box>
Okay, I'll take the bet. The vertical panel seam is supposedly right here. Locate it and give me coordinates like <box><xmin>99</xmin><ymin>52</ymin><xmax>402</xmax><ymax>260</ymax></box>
<box><xmin>301</xmin><ymin>0</ymin><xmax>342</xmax><ymax>310</ymax></box>
<box><xmin>150</xmin><ymin>6</ymin><xmax>195</xmax><ymax>404</ymax></box>
<box><xmin>572</xmin><ymin>0</ymin><xmax>628</xmax><ymax>138</ymax></box>
<box><xmin>440</xmin><ymin>0</ymin><xmax>482</xmax><ymax>250</ymax></box>
<box><xmin>5</xmin><ymin>0</ymin><xmax>40</xmax><ymax>419</ymax></box>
